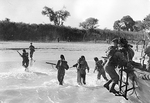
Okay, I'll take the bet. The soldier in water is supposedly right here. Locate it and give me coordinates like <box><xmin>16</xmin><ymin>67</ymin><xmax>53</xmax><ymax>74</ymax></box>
<box><xmin>73</xmin><ymin>56</ymin><xmax>90</xmax><ymax>85</ymax></box>
<box><xmin>103</xmin><ymin>38</ymin><xmax>119</xmax><ymax>93</ymax></box>
<box><xmin>93</xmin><ymin>57</ymin><xmax>108</xmax><ymax>81</ymax></box>
<box><xmin>56</xmin><ymin>55</ymin><xmax>69</xmax><ymax>85</ymax></box>
<box><xmin>29</xmin><ymin>43</ymin><xmax>35</xmax><ymax>60</ymax></box>
<box><xmin>73</xmin><ymin>57</ymin><xmax>82</xmax><ymax>85</ymax></box>
<box><xmin>18</xmin><ymin>49</ymin><xmax>29</xmax><ymax>71</ymax></box>
<box><xmin>78</xmin><ymin>56</ymin><xmax>90</xmax><ymax>85</ymax></box>
<box><xmin>103</xmin><ymin>38</ymin><xmax>134</xmax><ymax>94</ymax></box>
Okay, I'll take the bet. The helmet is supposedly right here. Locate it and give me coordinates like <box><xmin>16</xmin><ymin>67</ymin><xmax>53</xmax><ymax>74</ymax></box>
<box><xmin>111</xmin><ymin>38</ymin><xmax>119</xmax><ymax>43</ymax></box>
<box><xmin>94</xmin><ymin>57</ymin><xmax>98</xmax><ymax>61</ymax></box>
<box><xmin>119</xmin><ymin>38</ymin><xmax>128</xmax><ymax>45</ymax></box>
<box><xmin>60</xmin><ymin>54</ymin><xmax>65</xmax><ymax>60</ymax></box>
<box><xmin>23</xmin><ymin>49</ymin><xmax>26</xmax><ymax>52</ymax></box>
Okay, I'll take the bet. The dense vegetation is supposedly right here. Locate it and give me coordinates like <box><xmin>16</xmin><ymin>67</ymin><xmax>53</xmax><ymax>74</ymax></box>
<box><xmin>0</xmin><ymin>19</ymin><xmax>145</xmax><ymax>42</ymax></box>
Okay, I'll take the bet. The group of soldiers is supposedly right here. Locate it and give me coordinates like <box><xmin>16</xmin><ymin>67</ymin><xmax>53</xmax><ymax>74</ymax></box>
<box><xmin>18</xmin><ymin>43</ymin><xmax>35</xmax><ymax>71</ymax></box>
<box><xmin>18</xmin><ymin>39</ymin><xmax>150</xmax><ymax>95</ymax></box>
<box><xmin>55</xmin><ymin>38</ymin><xmax>135</xmax><ymax>91</ymax></box>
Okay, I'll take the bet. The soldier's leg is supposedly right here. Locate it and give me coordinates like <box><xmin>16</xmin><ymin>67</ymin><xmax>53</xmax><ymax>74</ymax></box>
<box><xmin>82</xmin><ymin>74</ymin><xmax>86</xmax><ymax>85</ymax></box>
<box><xmin>110</xmin><ymin>83</ymin><xmax>119</xmax><ymax>94</ymax></box>
<box><xmin>57</xmin><ymin>71</ymin><xmax>62</xmax><ymax>85</ymax></box>
<box><xmin>102</xmin><ymin>71</ymin><xmax>108</xmax><ymax>81</ymax></box>
<box><xmin>26</xmin><ymin>60</ymin><xmax>29</xmax><ymax>68</ymax></box>
<box><xmin>97</xmin><ymin>72</ymin><xmax>101</xmax><ymax>80</ymax></box>
<box><xmin>104</xmin><ymin>80</ymin><xmax>112</xmax><ymax>90</ymax></box>
<box><xmin>60</xmin><ymin>72</ymin><xmax>65</xmax><ymax>85</ymax></box>
<box><xmin>109</xmin><ymin>71</ymin><xmax>119</xmax><ymax>92</ymax></box>
<box><xmin>22</xmin><ymin>61</ymin><xmax>25</xmax><ymax>67</ymax></box>
<box><xmin>30</xmin><ymin>52</ymin><xmax>33</xmax><ymax>59</ymax></box>
<box><xmin>104</xmin><ymin>65</ymin><xmax>117</xmax><ymax>90</ymax></box>
<box><xmin>80</xmin><ymin>74</ymin><xmax>86</xmax><ymax>85</ymax></box>
<box><xmin>77</xmin><ymin>70</ymin><xmax>81</xmax><ymax>85</ymax></box>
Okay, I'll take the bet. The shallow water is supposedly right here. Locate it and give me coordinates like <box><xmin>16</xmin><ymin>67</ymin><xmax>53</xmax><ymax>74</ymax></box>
<box><xmin>0</xmin><ymin>42</ymin><xmax>145</xmax><ymax>103</ymax></box>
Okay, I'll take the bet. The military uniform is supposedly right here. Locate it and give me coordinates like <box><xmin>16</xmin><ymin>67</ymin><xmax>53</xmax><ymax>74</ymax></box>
<box><xmin>22</xmin><ymin>50</ymin><xmax>29</xmax><ymax>68</ymax></box>
<box><xmin>29</xmin><ymin>43</ymin><xmax>35</xmax><ymax>59</ymax></box>
<box><xmin>56</xmin><ymin>55</ymin><xmax>69</xmax><ymax>85</ymax></box>
<box><xmin>119</xmin><ymin>38</ymin><xmax>134</xmax><ymax>61</ymax></box>
<box><xmin>94</xmin><ymin>58</ymin><xmax>108</xmax><ymax>81</ymax></box>
<box><xmin>77</xmin><ymin>56</ymin><xmax>89</xmax><ymax>85</ymax></box>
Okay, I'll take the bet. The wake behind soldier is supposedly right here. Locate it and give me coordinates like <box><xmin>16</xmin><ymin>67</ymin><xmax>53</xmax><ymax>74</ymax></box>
<box><xmin>29</xmin><ymin>43</ymin><xmax>35</xmax><ymax>59</ymax></box>
<box><xmin>93</xmin><ymin>57</ymin><xmax>108</xmax><ymax>81</ymax></box>
<box><xmin>56</xmin><ymin>54</ymin><xmax>69</xmax><ymax>85</ymax></box>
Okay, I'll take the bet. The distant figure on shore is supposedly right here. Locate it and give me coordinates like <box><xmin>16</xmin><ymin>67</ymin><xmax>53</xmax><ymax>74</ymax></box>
<box><xmin>106</xmin><ymin>38</ymin><xmax>110</xmax><ymax>44</ymax></box>
<box><xmin>56</xmin><ymin>55</ymin><xmax>69</xmax><ymax>85</ymax></box>
<box><xmin>93</xmin><ymin>57</ymin><xmax>108</xmax><ymax>81</ymax></box>
<box><xmin>67</xmin><ymin>37</ymin><xmax>70</xmax><ymax>42</ymax></box>
<box><xmin>57</xmin><ymin>37</ymin><xmax>60</xmax><ymax>42</ymax></box>
<box><xmin>29</xmin><ymin>43</ymin><xmax>35</xmax><ymax>60</ymax></box>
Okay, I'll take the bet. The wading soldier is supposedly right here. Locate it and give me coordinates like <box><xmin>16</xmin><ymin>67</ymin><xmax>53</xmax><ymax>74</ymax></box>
<box><xmin>29</xmin><ymin>43</ymin><xmax>35</xmax><ymax>59</ymax></box>
<box><xmin>93</xmin><ymin>57</ymin><xmax>108</xmax><ymax>81</ymax></box>
<box><xmin>56</xmin><ymin>55</ymin><xmax>69</xmax><ymax>85</ymax></box>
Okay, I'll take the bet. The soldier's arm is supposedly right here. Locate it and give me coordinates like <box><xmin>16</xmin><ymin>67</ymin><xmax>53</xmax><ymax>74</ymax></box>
<box><xmin>56</xmin><ymin>60</ymin><xmax>60</xmax><ymax>69</ymax></box>
<box><xmin>73</xmin><ymin>63</ymin><xmax>78</xmax><ymax>67</ymax></box>
<box><xmin>85</xmin><ymin>61</ymin><xmax>90</xmax><ymax>72</ymax></box>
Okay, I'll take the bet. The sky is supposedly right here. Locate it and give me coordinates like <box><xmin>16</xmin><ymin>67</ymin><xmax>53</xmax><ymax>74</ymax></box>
<box><xmin>0</xmin><ymin>0</ymin><xmax>150</xmax><ymax>29</ymax></box>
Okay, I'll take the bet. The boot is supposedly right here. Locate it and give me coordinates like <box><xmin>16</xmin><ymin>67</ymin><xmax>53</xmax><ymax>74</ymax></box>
<box><xmin>103</xmin><ymin>80</ymin><xmax>112</xmax><ymax>90</ymax></box>
<box><xmin>109</xmin><ymin>83</ymin><xmax>119</xmax><ymax>94</ymax></box>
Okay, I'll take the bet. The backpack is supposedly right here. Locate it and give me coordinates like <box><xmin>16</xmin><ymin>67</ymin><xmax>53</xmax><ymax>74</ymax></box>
<box><xmin>106</xmin><ymin>46</ymin><xmax>118</xmax><ymax>57</ymax></box>
<box><xmin>60</xmin><ymin>60</ymin><xmax>69</xmax><ymax>70</ymax></box>
<box><xmin>96</xmin><ymin>61</ymin><xmax>103</xmax><ymax>71</ymax></box>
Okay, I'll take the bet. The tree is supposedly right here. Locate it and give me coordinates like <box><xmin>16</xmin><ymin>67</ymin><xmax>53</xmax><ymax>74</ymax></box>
<box><xmin>121</xmin><ymin>15</ymin><xmax>135</xmax><ymax>31</ymax></box>
<box><xmin>113</xmin><ymin>20</ymin><xmax>127</xmax><ymax>31</ymax></box>
<box><xmin>113</xmin><ymin>20</ymin><xmax>121</xmax><ymax>31</ymax></box>
<box><xmin>79</xmin><ymin>17</ymin><xmax>99</xmax><ymax>41</ymax></box>
<box><xmin>143</xmin><ymin>14</ymin><xmax>150</xmax><ymax>29</ymax></box>
<box><xmin>5</xmin><ymin>18</ymin><xmax>10</xmax><ymax>22</ymax></box>
<box><xmin>133</xmin><ymin>21</ymin><xmax>145</xmax><ymax>32</ymax></box>
<box><xmin>79</xmin><ymin>17</ymin><xmax>99</xmax><ymax>30</ymax></box>
<box><xmin>42</xmin><ymin>6</ymin><xmax>70</xmax><ymax>26</ymax></box>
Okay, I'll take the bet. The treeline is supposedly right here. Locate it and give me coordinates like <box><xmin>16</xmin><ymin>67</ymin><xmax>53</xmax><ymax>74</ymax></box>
<box><xmin>0</xmin><ymin>20</ymin><xmax>145</xmax><ymax>42</ymax></box>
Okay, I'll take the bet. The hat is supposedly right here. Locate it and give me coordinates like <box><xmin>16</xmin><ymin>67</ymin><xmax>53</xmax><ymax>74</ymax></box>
<box><xmin>94</xmin><ymin>57</ymin><xmax>98</xmax><ymax>61</ymax></box>
<box><xmin>111</xmin><ymin>38</ymin><xmax>119</xmax><ymax>43</ymax></box>
<box><xmin>23</xmin><ymin>49</ymin><xmax>26</xmax><ymax>52</ymax></box>
<box><xmin>119</xmin><ymin>38</ymin><xmax>128</xmax><ymax>45</ymax></box>
<box><xmin>60</xmin><ymin>54</ymin><xmax>65</xmax><ymax>60</ymax></box>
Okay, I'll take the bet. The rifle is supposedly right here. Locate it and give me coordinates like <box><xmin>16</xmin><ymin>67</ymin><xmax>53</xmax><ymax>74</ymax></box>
<box><xmin>17</xmin><ymin>51</ymin><xmax>22</xmax><ymax>57</ymax></box>
<box><xmin>101</xmin><ymin>56</ymin><xmax>108</xmax><ymax>59</ymax></box>
<box><xmin>46</xmin><ymin>62</ymin><xmax>56</xmax><ymax>65</ymax></box>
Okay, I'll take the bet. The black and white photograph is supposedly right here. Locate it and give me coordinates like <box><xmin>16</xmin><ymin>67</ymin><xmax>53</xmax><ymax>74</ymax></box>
<box><xmin>0</xmin><ymin>0</ymin><xmax>150</xmax><ymax>103</ymax></box>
